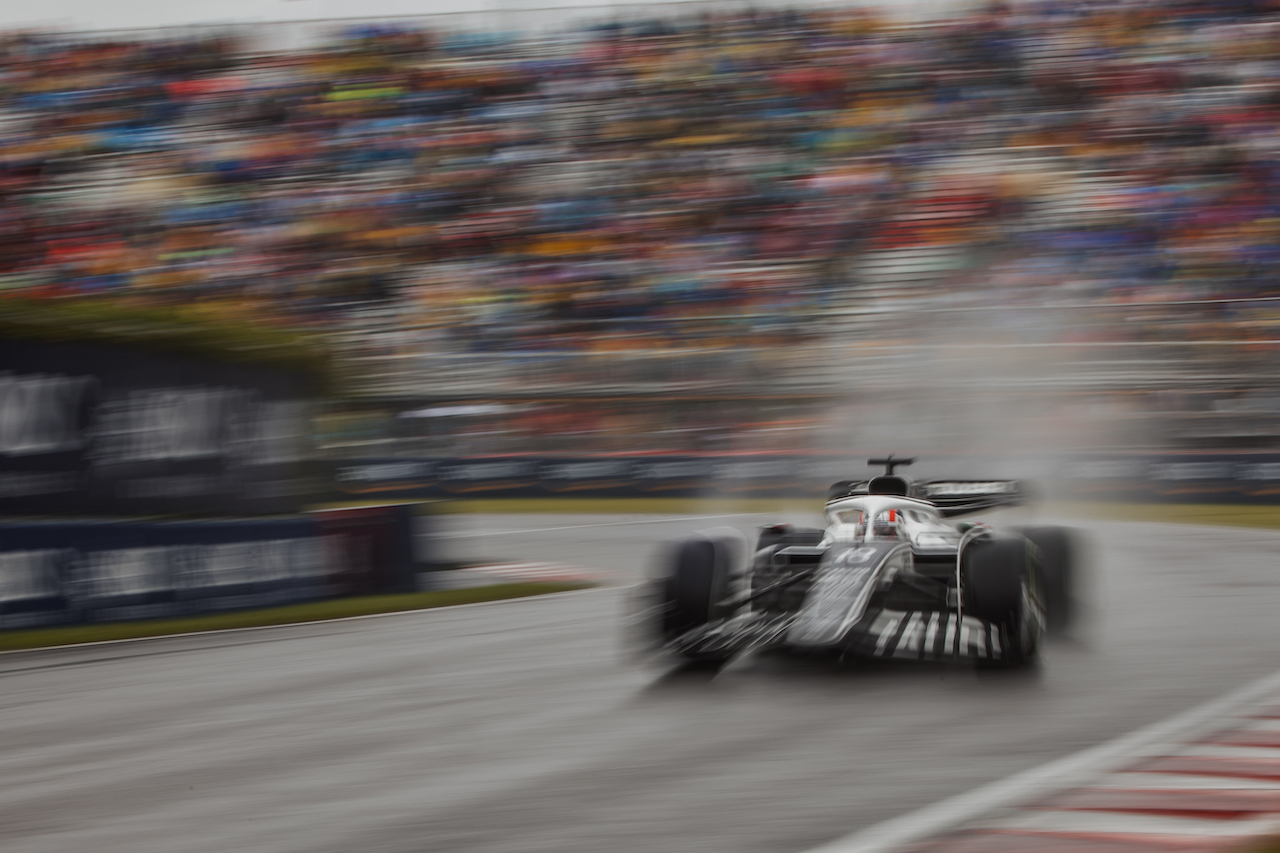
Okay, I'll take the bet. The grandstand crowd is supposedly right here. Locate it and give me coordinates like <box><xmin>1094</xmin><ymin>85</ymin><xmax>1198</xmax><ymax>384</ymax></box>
<box><xmin>3</xmin><ymin>0</ymin><xmax>1280</xmax><ymax>452</ymax></box>
<box><xmin>3</xmin><ymin>0</ymin><xmax>1280</xmax><ymax>355</ymax></box>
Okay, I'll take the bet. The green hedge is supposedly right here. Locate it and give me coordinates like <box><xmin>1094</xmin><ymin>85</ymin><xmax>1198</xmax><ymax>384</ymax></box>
<box><xmin>0</xmin><ymin>296</ymin><xmax>332</xmax><ymax>391</ymax></box>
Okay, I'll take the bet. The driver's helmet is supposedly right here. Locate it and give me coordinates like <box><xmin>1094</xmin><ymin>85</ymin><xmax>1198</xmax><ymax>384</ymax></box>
<box><xmin>872</xmin><ymin>509</ymin><xmax>900</xmax><ymax>538</ymax></box>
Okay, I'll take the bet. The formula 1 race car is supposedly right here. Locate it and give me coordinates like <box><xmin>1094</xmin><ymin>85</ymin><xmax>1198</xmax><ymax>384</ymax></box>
<box><xmin>642</xmin><ymin>457</ymin><xmax>1076</xmax><ymax>668</ymax></box>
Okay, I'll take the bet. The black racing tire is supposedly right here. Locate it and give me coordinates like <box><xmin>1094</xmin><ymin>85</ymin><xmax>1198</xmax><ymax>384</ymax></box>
<box><xmin>1013</xmin><ymin>526</ymin><xmax>1075</xmax><ymax>634</ymax></box>
<box><xmin>963</xmin><ymin>536</ymin><xmax>1040</xmax><ymax>667</ymax></box>
<box><xmin>755</xmin><ymin>524</ymin><xmax>825</xmax><ymax>554</ymax></box>
<box><xmin>661</xmin><ymin>536</ymin><xmax>733</xmax><ymax>644</ymax></box>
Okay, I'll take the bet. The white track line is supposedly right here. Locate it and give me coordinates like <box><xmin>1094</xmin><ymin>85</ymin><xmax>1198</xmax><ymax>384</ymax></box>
<box><xmin>801</xmin><ymin>664</ymin><xmax>1280</xmax><ymax>853</ymax></box>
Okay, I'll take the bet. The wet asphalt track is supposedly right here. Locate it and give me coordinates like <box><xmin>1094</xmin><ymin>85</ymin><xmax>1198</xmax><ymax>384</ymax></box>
<box><xmin>4</xmin><ymin>512</ymin><xmax>1280</xmax><ymax>853</ymax></box>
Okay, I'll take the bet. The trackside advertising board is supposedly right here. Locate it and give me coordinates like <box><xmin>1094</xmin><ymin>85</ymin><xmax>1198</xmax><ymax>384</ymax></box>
<box><xmin>0</xmin><ymin>507</ymin><xmax>422</xmax><ymax>629</ymax></box>
<box><xmin>0</xmin><ymin>518</ymin><xmax>333</xmax><ymax>629</ymax></box>
<box><xmin>0</xmin><ymin>337</ymin><xmax>313</xmax><ymax>515</ymax></box>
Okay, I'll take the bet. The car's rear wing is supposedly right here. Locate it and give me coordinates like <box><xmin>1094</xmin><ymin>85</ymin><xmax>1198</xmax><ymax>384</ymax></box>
<box><xmin>827</xmin><ymin>478</ymin><xmax>1029</xmax><ymax>516</ymax></box>
<box><xmin>916</xmin><ymin>480</ymin><xmax>1029</xmax><ymax>516</ymax></box>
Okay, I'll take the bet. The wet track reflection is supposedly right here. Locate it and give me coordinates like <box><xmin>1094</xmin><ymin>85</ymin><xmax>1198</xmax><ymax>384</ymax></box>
<box><xmin>2</xmin><ymin>515</ymin><xmax>1280</xmax><ymax>853</ymax></box>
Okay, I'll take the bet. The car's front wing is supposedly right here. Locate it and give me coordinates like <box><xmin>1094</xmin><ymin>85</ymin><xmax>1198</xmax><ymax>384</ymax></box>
<box><xmin>835</xmin><ymin>606</ymin><xmax>1004</xmax><ymax>660</ymax></box>
<box><xmin>665</xmin><ymin>607</ymin><xmax>1008</xmax><ymax>662</ymax></box>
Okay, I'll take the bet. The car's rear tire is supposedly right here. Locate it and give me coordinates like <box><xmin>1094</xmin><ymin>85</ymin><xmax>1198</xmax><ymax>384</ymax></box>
<box><xmin>827</xmin><ymin>480</ymin><xmax>858</xmax><ymax>501</ymax></box>
<box><xmin>1013</xmin><ymin>526</ymin><xmax>1075</xmax><ymax>634</ymax></box>
<box><xmin>963</xmin><ymin>536</ymin><xmax>1040</xmax><ymax>666</ymax></box>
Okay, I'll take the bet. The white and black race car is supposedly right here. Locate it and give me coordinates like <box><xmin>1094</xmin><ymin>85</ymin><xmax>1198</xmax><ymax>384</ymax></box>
<box><xmin>642</xmin><ymin>457</ymin><xmax>1076</xmax><ymax>668</ymax></box>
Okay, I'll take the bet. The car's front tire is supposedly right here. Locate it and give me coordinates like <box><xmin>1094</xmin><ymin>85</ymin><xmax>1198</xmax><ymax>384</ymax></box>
<box><xmin>963</xmin><ymin>536</ymin><xmax>1042</xmax><ymax>666</ymax></box>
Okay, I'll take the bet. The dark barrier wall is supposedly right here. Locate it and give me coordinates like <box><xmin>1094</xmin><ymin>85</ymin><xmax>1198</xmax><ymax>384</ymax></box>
<box><xmin>314</xmin><ymin>504</ymin><xmax>419</xmax><ymax>596</ymax></box>
<box><xmin>1058</xmin><ymin>454</ymin><xmax>1280</xmax><ymax>504</ymax></box>
<box><xmin>329</xmin><ymin>453</ymin><xmax>1280</xmax><ymax>505</ymax></box>
<box><xmin>0</xmin><ymin>506</ymin><xmax>421</xmax><ymax>630</ymax></box>
<box><xmin>0</xmin><ymin>337</ymin><xmax>313</xmax><ymax>515</ymax></box>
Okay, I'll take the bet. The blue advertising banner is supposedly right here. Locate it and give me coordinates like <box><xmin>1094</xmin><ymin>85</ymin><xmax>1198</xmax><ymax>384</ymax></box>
<box><xmin>0</xmin><ymin>518</ymin><xmax>335</xmax><ymax>629</ymax></box>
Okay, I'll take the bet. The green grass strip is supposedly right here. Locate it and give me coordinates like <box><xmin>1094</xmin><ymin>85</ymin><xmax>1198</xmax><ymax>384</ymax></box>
<box><xmin>0</xmin><ymin>296</ymin><xmax>330</xmax><ymax>388</ymax></box>
<box><xmin>0</xmin><ymin>581</ymin><xmax>594</xmax><ymax>652</ymax></box>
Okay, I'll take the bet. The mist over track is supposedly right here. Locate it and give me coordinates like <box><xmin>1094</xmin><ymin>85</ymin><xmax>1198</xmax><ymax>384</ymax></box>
<box><xmin>3</xmin><ymin>513</ymin><xmax>1280</xmax><ymax>853</ymax></box>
